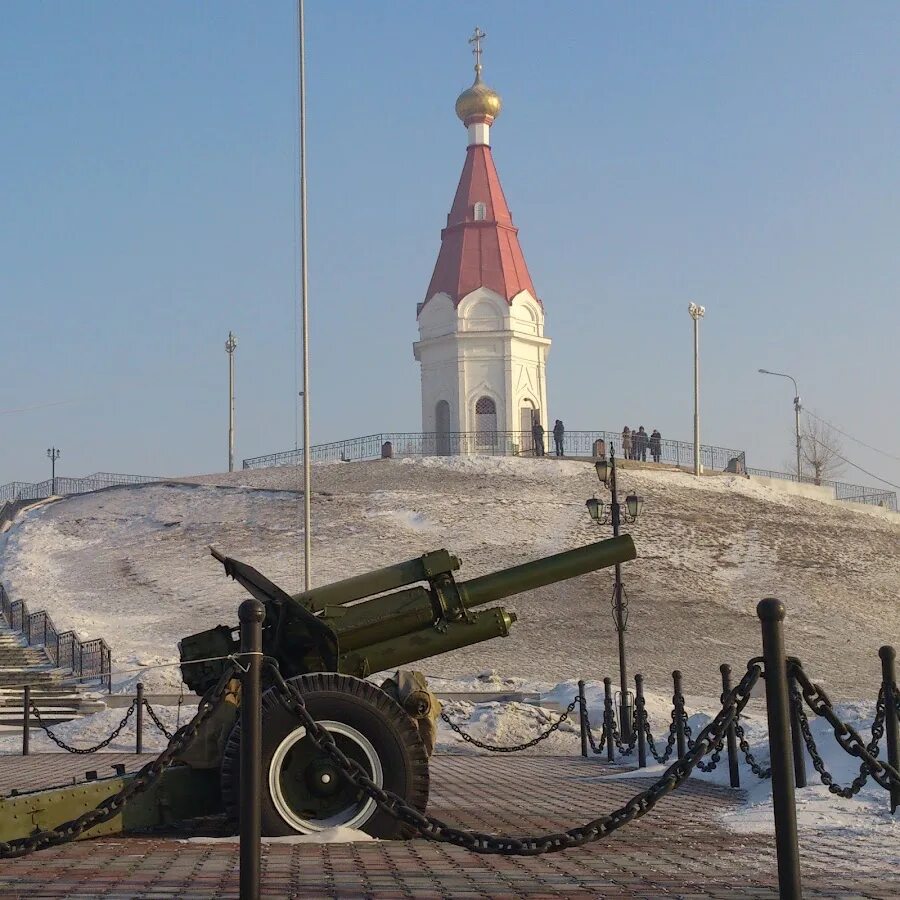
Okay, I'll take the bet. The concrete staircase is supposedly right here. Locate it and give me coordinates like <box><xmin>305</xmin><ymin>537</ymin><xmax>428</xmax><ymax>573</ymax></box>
<box><xmin>0</xmin><ymin>625</ymin><xmax>105</xmax><ymax>729</ymax></box>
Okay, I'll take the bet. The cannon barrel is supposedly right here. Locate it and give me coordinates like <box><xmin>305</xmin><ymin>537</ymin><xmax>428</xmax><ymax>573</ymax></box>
<box><xmin>331</xmin><ymin>534</ymin><xmax>635</xmax><ymax>653</ymax></box>
<box><xmin>340</xmin><ymin>608</ymin><xmax>516</xmax><ymax>678</ymax></box>
<box><xmin>458</xmin><ymin>534</ymin><xmax>636</xmax><ymax>608</ymax></box>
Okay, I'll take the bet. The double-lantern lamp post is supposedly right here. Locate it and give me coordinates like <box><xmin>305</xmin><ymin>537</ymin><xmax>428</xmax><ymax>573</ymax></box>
<box><xmin>47</xmin><ymin>447</ymin><xmax>60</xmax><ymax>496</ymax></box>
<box><xmin>585</xmin><ymin>446</ymin><xmax>645</xmax><ymax>741</ymax></box>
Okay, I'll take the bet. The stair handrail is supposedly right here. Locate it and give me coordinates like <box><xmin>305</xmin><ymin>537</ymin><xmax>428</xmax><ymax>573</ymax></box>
<box><xmin>0</xmin><ymin>582</ymin><xmax>112</xmax><ymax>691</ymax></box>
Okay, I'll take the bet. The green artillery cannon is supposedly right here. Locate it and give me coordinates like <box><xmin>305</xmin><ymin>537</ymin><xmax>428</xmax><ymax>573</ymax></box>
<box><xmin>0</xmin><ymin>534</ymin><xmax>636</xmax><ymax>844</ymax></box>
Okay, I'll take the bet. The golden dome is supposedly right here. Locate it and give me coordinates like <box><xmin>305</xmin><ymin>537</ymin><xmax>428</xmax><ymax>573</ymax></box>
<box><xmin>455</xmin><ymin>75</ymin><xmax>502</xmax><ymax>123</ymax></box>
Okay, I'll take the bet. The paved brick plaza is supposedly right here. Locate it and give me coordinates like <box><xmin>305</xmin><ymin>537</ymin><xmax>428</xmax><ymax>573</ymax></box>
<box><xmin>0</xmin><ymin>753</ymin><xmax>895</xmax><ymax>898</ymax></box>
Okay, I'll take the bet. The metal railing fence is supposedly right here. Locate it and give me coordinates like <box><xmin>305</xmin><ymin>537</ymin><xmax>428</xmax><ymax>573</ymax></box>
<box><xmin>0</xmin><ymin>583</ymin><xmax>111</xmax><ymax>689</ymax></box>
<box><xmin>243</xmin><ymin>430</ymin><xmax>746</xmax><ymax>473</ymax></box>
<box><xmin>747</xmin><ymin>467</ymin><xmax>897</xmax><ymax>511</ymax></box>
<box><xmin>0</xmin><ymin>472</ymin><xmax>160</xmax><ymax>503</ymax></box>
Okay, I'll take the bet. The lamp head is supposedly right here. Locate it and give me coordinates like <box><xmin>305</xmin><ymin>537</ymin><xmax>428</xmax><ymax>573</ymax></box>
<box><xmin>594</xmin><ymin>459</ymin><xmax>610</xmax><ymax>485</ymax></box>
<box><xmin>625</xmin><ymin>493</ymin><xmax>645</xmax><ymax>520</ymax></box>
<box><xmin>585</xmin><ymin>497</ymin><xmax>603</xmax><ymax>522</ymax></box>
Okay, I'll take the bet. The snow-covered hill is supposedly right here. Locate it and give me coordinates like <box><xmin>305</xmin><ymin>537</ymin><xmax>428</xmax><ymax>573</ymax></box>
<box><xmin>0</xmin><ymin>456</ymin><xmax>897</xmax><ymax>697</ymax></box>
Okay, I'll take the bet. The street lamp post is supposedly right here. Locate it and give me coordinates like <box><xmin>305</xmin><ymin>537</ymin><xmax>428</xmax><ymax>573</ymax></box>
<box><xmin>758</xmin><ymin>369</ymin><xmax>802</xmax><ymax>482</ymax></box>
<box><xmin>47</xmin><ymin>447</ymin><xmax>60</xmax><ymax>495</ymax></box>
<box><xmin>688</xmin><ymin>303</ymin><xmax>706</xmax><ymax>477</ymax></box>
<box><xmin>225</xmin><ymin>331</ymin><xmax>237</xmax><ymax>472</ymax></box>
<box><xmin>586</xmin><ymin>446</ymin><xmax>645</xmax><ymax>742</ymax></box>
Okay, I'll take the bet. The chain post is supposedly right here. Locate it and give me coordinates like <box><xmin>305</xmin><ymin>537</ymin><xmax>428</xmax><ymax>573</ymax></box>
<box><xmin>673</xmin><ymin>670</ymin><xmax>686</xmax><ymax>759</ymax></box>
<box><xmin>788</xmin><ymin>667</ymin><xmax>807</xmax><ymax>789</ymax></box>
<box><xmin>721</xmin><ymin>664</ymin><xmax>740</xmax><ymax>789</ymax></box>
<box><xmin>577</xmin><ymin>680</ymin><xmax>588</xmax><ymax>758</ymax></box>
<box><xmin>239</xmin><ymin>597</ymin><xmax>264</xmax><ymax>900</ymax></box>
<box><xmin>879</xmin><ymin>645</ymin><xmax>899</xmax><ymax>814</ymax></box>
<box><xmin>603</xmin><ymin>677</ymin><xmax>615</xmax><ymax>762</ymax></box>
<box><xmin>22</xmin><ymin>685</ymin><xmax>30</xmax><ymax>756</ymax></box>
<box><xmin>635</xmin><ymin>674</ymin><xmax>647</xmax><ymax>769</ymax></box>
<box><xmin>758</xmin><ymin>598</ymin><xmax>802</xmax><ymax>900</ymax></box>
<box><xmin>135</xmin><ymin>683</ymin><xmax>144</xmax><ymax>754</ymax></box>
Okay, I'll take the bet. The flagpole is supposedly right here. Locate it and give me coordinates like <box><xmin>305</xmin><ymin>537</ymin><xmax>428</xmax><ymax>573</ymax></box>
<box><xmin>298</xmin><ymin>0</ymin><xmax>312</xmax><ymax>589</ymax></box>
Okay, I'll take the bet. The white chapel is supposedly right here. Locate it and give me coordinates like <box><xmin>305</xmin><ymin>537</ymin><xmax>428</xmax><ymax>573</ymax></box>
<box><xmin>413</xmin><ymin>30</ymin><xmax>550</xmax><ymax>454</ymax></box>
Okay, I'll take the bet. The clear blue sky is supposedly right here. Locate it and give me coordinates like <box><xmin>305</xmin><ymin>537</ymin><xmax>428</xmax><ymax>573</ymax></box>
<box><xmin>2</xmin><ymin>1</ymin><xmax>898</xmax><ymax>490</ymax></box>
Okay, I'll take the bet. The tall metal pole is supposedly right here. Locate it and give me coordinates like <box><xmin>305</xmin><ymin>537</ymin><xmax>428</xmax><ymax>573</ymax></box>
<box><xmin>298</xmin><ymin>0</ymin><xmax>312</xmax><ymax>590</ymax></box>
<box><xmin>688</xmin><ymin>304</ymin><xmax>705</xmax><ymax>477</ymax></box>
<box><xmin>608</xmin><ymin>447</ymin><xmax>630</xmax><ymax>741</ymax></box>
<box><xmin>47</xmin><ymin>447</ymin><xmax>60</xmax><ymax>495</ymax></box>
<box><xmin>758</xmin><ymin>369</ymin><xmax>802</xmax><ymax>482</ymax></box>
<box><xmin>226</xmin><ymin>332</ymin><xmax>237</xmax><ymax>472</ymax></box>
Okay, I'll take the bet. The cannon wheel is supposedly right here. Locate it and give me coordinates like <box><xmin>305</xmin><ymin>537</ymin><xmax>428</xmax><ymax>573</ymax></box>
<box><xmin>221</xmin><ymin>672</ymin><xmax>429</xmax><ymax>838</ymax></box>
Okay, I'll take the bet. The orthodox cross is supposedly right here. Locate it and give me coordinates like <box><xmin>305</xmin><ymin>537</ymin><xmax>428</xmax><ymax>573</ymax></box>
<box><xmin>469</xmin><ymin>26</ymin><xmax>486</xmax><ymax>76</ymax></box>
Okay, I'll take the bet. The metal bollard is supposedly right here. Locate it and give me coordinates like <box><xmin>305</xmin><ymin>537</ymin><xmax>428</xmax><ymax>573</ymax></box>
<box><xmin>673</xmin><ymin>670</ymin><xmax>686</xmax><ymax>759</ymax></box>
<box><xmin>603</xmin><ymin>677</ymin><xmax>615</xmax><ymax>762</ymax></box>
<box><xmin>577</xmin><ymin>680</ymin><xmax>588</xmax><ymax>758</ymax></box>
<box><xmin>880</xmin><ymin>646</ymin><xmax>899</xmax><ymax>814</ymax></box>
<box><xmin>787</xmin><ymin>667</ymin><xmax>807</xmax><ymax>789</ymax></box>
<box><xmin>635</xmin><ymin>674</ymin><xmax>647</xmax><ymax>769</ymax></box>
<box><xmin>239</xmin><ymin>597</ymin><xmax>265</xmax><ymax>900</ymax></box>
<box><xmin>758</xmin><ymin>598</ymin><xmax>802</xmax><ymax>900</ymax></box>
<box><xmin>721</xmin><ymin>664</ymin><xmax>740</xmax><ymax>789</ymax></box>
<box><xmin>136</xmin><ymin>682</ymin><xmax>144</xmax><ymax>754</ymax></box>
<box><xmin>22</xmin><ymin>685</ymin><xmax>30</xmax><ymax>757</ymax></box>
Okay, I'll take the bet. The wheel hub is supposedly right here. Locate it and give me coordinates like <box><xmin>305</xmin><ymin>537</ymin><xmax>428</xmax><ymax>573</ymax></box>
<box><xmin>269</xmin><ymin>720</ymin><xmax>384</xmax><ymax>833</ymax></box>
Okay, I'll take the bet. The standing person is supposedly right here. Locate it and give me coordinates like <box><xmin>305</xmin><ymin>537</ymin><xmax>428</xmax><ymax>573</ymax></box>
<box><xmin>531</xmin><ymin>418</ymin><xmax>545</xmax><ymax>457</ymax></box>
<box><xmin>622</xmin><ymin>426</ymin><xmax>632</xmax><ymax>460</ymax></box>
<box><xmin>650</xmin><ymin>428</ymin><xmax>662</xmax><ymax>463</ymax></box>
<box><xmin>636</xmin><ymin>426</ymin><xmax>648</xmax><ymax>462</ymax></box>
<box><xmin>552</xmin><ymin>419</ymin><xmax>565</xmax><ymax>457</ymax></box>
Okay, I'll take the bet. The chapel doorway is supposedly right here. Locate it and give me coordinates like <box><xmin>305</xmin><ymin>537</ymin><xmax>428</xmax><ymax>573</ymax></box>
<box><xmin>520</xmin><ymin>401</ymin><xmax>538</xmax><ymax>454</ymax></box>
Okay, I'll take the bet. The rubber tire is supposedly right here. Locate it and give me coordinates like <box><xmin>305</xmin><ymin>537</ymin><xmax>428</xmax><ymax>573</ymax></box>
<box><xmin>221</xmin><ymin>672</ymin><xmax>429</xmax><ymax>839</ymax></box>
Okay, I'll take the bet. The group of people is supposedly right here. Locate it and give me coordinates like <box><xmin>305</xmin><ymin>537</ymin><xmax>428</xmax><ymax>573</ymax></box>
<box><xmin>530</xmin><ymin>418</ymin><xmax>566</xmax><ymax>457</ymax></box>
<box><xmin>622</xmin><ymin>426</ymin><xmax>662</xmax><ymax>463</ymax></box>
<box><xmin>528</xmin><ymin>420</ymin><xmax>663</xmax><ymax>463</ymax></box>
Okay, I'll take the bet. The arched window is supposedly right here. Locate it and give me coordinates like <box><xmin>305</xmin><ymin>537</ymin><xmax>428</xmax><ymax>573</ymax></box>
<box><xmin>473</xmin><ymin>202</ymin><xmax>487</xmax><ymax>221</ymax></box>
<box><xmin>474</xmin><ymin>396</ymin><xmax>497</xmax><ymax>449</ymax></box>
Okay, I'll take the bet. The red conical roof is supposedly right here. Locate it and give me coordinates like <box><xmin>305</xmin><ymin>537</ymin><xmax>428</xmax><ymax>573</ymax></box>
<box><xmin>423</xmin><ymin>144</ymin><xmax>539</xmax><ymax>308</ymax></box>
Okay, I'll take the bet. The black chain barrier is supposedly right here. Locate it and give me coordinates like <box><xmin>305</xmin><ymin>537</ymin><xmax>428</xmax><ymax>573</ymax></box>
<box><xmin>733</xmin><ymin>718</ymin><xmax>772</xmax><ymax>779</ymax></box>
<box><xmin>610</xmin><ymin>717</ymin><xmax>639</xmax><ymax>756</ymax></box>
<box><xmin>684</xmin><ymin>722</ymin><xmax>725</xmax><ymax>773</ymax></box>
<box><xmin>578</xmin><ymin>700</ymin><xmax>608</xmax><ymax>755</ymax></box>
<box><xmin>643</xmin><ymin>711</ymin><xmax>678</xmax><ymax>764</ymax></box>
<box><xmin>792</xmin><ymin>663</ymin><xmax>900</xmax><ymax>792</ymax></box>
<box><xmin>791</xmin><ymin>685</ymin><xmax>885</xmax><ymax>798</ymax></box>
<box><xmin>28</xmin><ymin>699</ymin><xmax>138</xmax><ymax>755</ymax></box>
<box><xmin>266</xmin><ymin>661</ymin><xmax>763</xmax><ymax>855</ymax></box>
<box><xmin>440</xmin><ymin>697</ymin><xmax>579</xmax><ymax>752</ymax></box>
<box><xmin>0</xmin><ymin>665</ymin><xmax>237</xmax><ymax>859</ymax></box>
<box><xmin>143</xmin><ymin>699</ymin><xmax>174</xmax><ymax>740</ymax></box>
